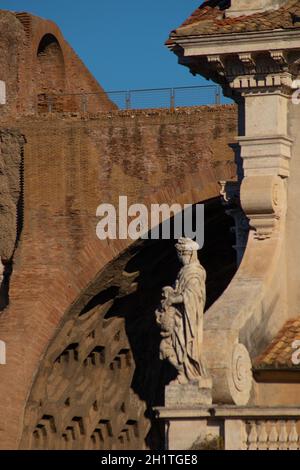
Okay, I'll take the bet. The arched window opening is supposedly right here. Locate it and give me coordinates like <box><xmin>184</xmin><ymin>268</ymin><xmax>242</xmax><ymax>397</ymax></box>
<box><xmin>37</xmin><ymin>34</ymin><xmax>66</xmax><ymax>112</ymax></box>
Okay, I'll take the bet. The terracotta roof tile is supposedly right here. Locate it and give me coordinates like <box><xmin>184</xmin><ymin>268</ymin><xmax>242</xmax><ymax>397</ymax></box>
<box><xmin>254</xmin><ymin>319</ymin><xmax>300</xmax><ymax>370</ymax></box>
<box><xmin>168</xmin><ymin>0</ymin><xmax>300</xmax><ymax>40</ymax></box>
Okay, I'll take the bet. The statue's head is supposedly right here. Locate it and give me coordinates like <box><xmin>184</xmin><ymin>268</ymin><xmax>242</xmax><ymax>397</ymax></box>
<box><xmin>175</xmin><ymin>238</ymin><xmax>200</xmax><ymax>266</ymax></box>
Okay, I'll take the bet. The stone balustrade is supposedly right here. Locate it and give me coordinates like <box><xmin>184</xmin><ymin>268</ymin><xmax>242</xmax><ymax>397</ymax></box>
<box><xmin>244</xmin><ymin>420</ymin><xmax>300</xmax><ymax>450</ymax></box>
<box><xmin>155</xmin><ymin>406</ymin><xmax>300</xmax><ymax>450</ymax></box>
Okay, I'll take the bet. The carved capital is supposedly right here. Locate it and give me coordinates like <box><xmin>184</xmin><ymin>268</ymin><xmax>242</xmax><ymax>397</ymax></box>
<box><xmin>241</xmin><ymin>175</ymin><xmax>285</xmax><ymax>240</ymax></box>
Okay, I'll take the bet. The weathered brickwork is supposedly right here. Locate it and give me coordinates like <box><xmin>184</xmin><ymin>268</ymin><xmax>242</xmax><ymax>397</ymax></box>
<box><xmin>0</xmin><ymin>11</ymin><xmax>25</xmax><ymax>118</ymax></box>
<box><xmin>0</xmin><ymin>129</ymin><xmax>24</xmax><ymax>262</ymax></box>
<box><xmin>0</xmin><ymin>129</ymin><xmax>24</xmax><ymax>310</ymax></box>
<box><xmin>0</xmin><ymin>6</ymin><xmax>240</xmax><ymax>450</ymax></box>
<box><xmin>0</xmin><ymin>105</ymin><xmax>237</xmax><ymax>448</ymax></box>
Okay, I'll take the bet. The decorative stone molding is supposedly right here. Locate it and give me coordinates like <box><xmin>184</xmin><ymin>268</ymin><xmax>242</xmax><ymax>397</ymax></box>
<box><xmin>239</xmin><ymin>135</ymin><xmax>293</xmax><ymax>179</ymax></box>
<box><xmin>179</xmin><ymin>49</ymin><xmax>300</xmax><ymax>98</ymax></box>
<box><xmin>227</xmin><ymin>57</ymin><xmax>294</xmax><ymax>94</ymax></box>
<box><xmin>156</xmin><ymin>406</ymin><xmax>300</xmax><ymax>450</ymax></box>
<box><xmin>241</xmin><ymin>175</ymin><xmax>285</xmax><ymax>240</ymax></box>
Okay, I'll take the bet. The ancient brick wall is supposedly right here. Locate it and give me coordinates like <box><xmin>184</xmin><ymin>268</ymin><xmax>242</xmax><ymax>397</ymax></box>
<box><xmin>0</xmin><ymin>12</ymin><xmax>26</xmax><ymax>118</ymax></box>
<box><xmin>0</xmin><ymin>104</ymin><xmax>237</xmax><ymax>448</ymax></box>
<box><xmin>16</xmin><ymin>105</ymin><xmax>237</xmax><ymax>208</ymax></box>
<box><xmin>0</xmin><ymin>10</ymin><xmax>115</xmax><ymax>119</ymax></box>
<box><xmin>0</xmin><ymin>129</ymin><xmax>24</xmax><ymax>261</ymax></box>
<box><xmin>0</xmin><ymin>129</ymin><xmax>24</xmax><ymax>309</ymax></box>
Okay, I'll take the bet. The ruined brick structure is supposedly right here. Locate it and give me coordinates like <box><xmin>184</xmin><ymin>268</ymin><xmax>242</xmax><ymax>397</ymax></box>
<box><xmin>0</xmin><ymin>9</ymin><xmax>238</xmax><ymax>449</ymax></box>
<box><xmin>0</xmin><ymin>10</ymin><xmax>114</xmax><ymax>117</ymax></box>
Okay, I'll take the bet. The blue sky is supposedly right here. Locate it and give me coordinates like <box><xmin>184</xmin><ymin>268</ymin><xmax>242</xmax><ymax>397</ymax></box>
<box><xmin>1</xmin><ymin>1</ymin><xmax>210</xmax><ymax>91</ymax></box>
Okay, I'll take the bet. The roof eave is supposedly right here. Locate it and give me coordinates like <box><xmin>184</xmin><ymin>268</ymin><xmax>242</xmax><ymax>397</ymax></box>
<box><xmin>167</xmin><ymin>28</ymin><xmax>300</xmax><ymax>56</ymax></box>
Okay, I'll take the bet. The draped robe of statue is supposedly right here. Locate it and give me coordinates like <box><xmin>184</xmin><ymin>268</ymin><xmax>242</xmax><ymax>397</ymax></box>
<box><xmin>171</xmin><ymin>261</ymin><xmax>207</xmax><ymax>381</ymax></box>
<box><xmin>156</xmin><ymin>244</ymin><xmax>208</xmax><ymax>384</ymax></box>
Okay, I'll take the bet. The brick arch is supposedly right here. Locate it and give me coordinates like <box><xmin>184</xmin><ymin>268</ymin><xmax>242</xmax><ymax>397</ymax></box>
<box><xmin>0</xmin><ymin>173</ymin><xmax>236</xmax><ymax>449</ymax></box>
<box><xmin>18</xmin><ymin>187</ymin><xmax>236</xmax><ymax>449</ymax></box>
<box><xmin>1</xmin><ymin>179</ymin><xmax>222</xmax><ymax>449</ymax></box>
<box><xmin>36</xmin><ymin>33</ymin><xmax>66</xmax><ymax>96</ymax></box>
<box><xmin>13</xmin><ymin>12</ymin><xmax>115</xmax><ymax>114</ymax></box>
<box><xmin>29</xmin><ymin>17</ymin><xmax>115</xmax><ymax>112</ymax></box>
<box><xmin>28</xmin><ymin>18</ymin><xmax>71</xmax><ymax>90</ymax></box>
<box><xmin>37</xmin><ymin>32</ymin><xmax>64</xmax><ymax>56</ymax></box>
<box><xmin>0</xmin><ymin>105</ymin><xmax>237</xmax><ymax>448</ymax></box>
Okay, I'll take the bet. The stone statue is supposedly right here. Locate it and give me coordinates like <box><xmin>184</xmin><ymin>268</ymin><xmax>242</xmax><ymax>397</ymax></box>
<box><xmin>156</xmin><ymin>238</ymin><xmax>208</xmax><ymax>385</ymax></box>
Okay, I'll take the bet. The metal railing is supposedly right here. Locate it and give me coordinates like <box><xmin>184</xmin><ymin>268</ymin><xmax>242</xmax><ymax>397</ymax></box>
<box><xmin>37</xmin><ymin>85</ymin><xmax>223</xmax><ymax>114</ymax></box>
<box><xmin>107</xmin><ymin>85</ymin><xmax>222</xmax><ymax>109</ymax></box>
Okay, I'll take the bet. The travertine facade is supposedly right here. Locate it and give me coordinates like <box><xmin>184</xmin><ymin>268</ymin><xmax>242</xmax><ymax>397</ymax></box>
<box><xmin>162</xmin><ymin>0</ymin><xmax>300</xmax><ymax>450</ymax></box>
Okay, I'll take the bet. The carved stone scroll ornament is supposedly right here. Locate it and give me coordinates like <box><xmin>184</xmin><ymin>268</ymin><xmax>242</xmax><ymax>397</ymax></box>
<box><xmin>230</xmin><ymin>343</ymin><xmax>252</xmax><ymax>406</ymax></box>
<box><xmin>156</xmin><ymin>238</ymin><xmax>212</xmax><ymax>406</ymax></box>
<box><xmin>241</xmin><ymin>175</ymin><xmax>286</xmax><ymax>240</ymax></box>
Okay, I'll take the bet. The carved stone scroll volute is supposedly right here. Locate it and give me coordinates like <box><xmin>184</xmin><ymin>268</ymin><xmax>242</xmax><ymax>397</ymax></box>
<box><xmin>241</xmin><ymin>175</ymin><xmax>286</xmax><ymax>240</ymax></box>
